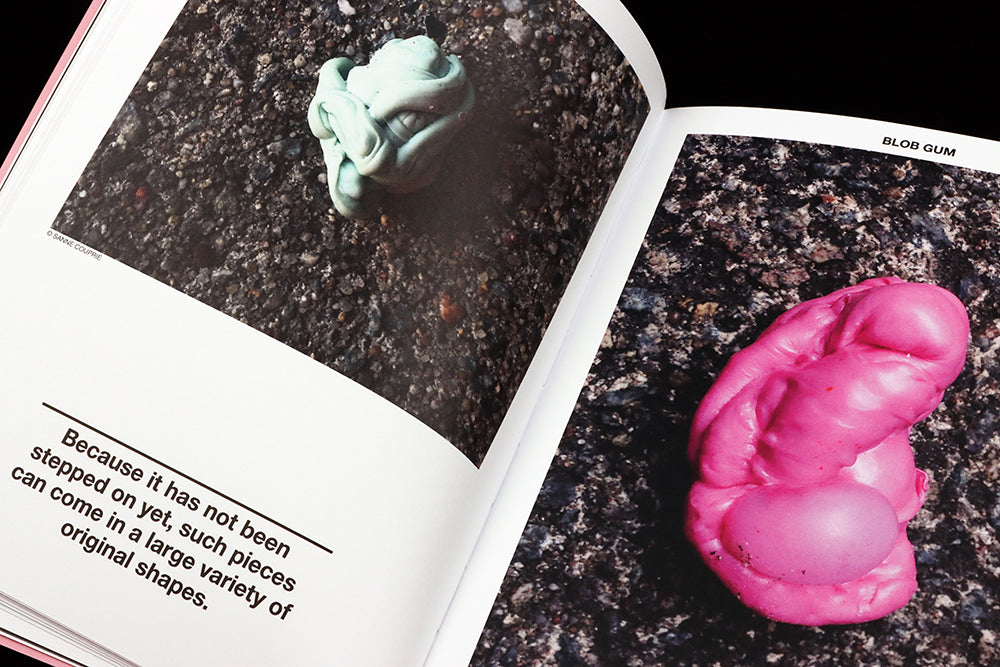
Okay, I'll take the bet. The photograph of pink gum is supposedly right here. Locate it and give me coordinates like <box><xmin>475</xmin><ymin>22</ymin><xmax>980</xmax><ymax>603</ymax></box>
<box><xmin>685</xmin><ymin>277</ymin><xmax>970</xmax><ymax>625</ymax></box>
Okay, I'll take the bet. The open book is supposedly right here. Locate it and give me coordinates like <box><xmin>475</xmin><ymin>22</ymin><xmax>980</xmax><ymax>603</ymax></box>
<box><xmin>2</xmin><ymin>1</ymin><xmax>997</xmax><ymax>665</ymax></box>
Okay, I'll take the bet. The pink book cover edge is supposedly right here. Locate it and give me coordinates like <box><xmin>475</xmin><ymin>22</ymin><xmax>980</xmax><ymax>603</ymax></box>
<box><xmin>0</xmin><ymin>633</ymin><xmax>80</xmax><ymax>667</ymax></box>
<box><xmin>0</xmin><ymin>0</ymin><xmax>106</xmax><ymax>185</ymax></box>
<box><xmin>1</xmin><ymin>1</ymin><xmax>105</xmax><ymax>665</ymax></box>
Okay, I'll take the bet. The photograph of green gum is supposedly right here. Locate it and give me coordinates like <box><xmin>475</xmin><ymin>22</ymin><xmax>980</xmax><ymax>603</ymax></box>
<box><xmin>308</xmin><ymin>35</ymin><xmax>475</xmax><ymax>218</ymax></box>
<box><xmin>47</xmin><ymin>0</ymin><xmax>648</xmax><ymax>466</ymax></box>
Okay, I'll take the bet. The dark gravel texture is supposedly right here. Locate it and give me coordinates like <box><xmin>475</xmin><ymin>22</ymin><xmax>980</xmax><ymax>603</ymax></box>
<box><xmin>50</xmin><ymin>0</ymin><xmax>647</xmax><ymax>465</ymax></box>
<box><xmin>475</xmin><ymin>135</ymin><xmax>1000</xmax><ymax>665</ymax></box>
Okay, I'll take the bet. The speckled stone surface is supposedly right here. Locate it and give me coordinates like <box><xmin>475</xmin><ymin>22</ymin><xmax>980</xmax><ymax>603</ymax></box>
<box><xmin>475</xmin><ymin>135</ymin><xmax>1000</xmax><ymax>666</ymax></box>
<box><xmin>49</xmin><ymin>0</ymin><xmax>647</xmax><ymax>465</ymax></box>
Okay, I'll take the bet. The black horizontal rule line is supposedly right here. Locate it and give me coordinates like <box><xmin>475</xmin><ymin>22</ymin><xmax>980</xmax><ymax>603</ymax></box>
<box><xmin>41</xmin><ymin>402</ymin><xmax>333</xmax><ymax>555</ymax></box>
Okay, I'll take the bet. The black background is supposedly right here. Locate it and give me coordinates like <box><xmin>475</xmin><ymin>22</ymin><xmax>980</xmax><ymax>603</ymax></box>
<box><xmin>626</xmin><ymin>3</ymin><xmax>999</xmax><ymax>141</ymax></box>
<box><xmin>4</xmin><ymin>3</ymin><xmax>1000</xmax><ymax>155</ymax></box>
<box><xmin>1</xmin><ymin>2</ymin><xmax>997</xmax><ymax>665</ymax></box>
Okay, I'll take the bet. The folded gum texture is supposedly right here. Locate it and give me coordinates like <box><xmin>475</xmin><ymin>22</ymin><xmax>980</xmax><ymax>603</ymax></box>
<box><xmin>686</xmin><ymin>277</ymin><xmax>970</xmax><ymax>625</ymax></box>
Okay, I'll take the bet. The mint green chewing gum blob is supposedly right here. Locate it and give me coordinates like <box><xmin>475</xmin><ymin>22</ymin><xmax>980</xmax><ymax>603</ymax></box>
<box><xmin>308</xmin><ymin>36</ymin><xmax>475</xmax><ymax>218</ymax></box>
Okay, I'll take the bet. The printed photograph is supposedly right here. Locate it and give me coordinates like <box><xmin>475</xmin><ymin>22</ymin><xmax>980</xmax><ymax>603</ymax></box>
<box><xmin>477</xmin><ymin>134</ymin><xmax>1000</xmax><ymax>665</ymax></box>
<box><xmin>50</xmin><ymin>0</ymin><xmax>649</xmax><ymax>465</ymax></box>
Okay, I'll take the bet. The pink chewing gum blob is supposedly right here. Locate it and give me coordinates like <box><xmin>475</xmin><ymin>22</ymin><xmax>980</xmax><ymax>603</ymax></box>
<box><xmin>685</xmin><ymin>277</ymin><xmax>969</xmax><ymax>625</ymax></box>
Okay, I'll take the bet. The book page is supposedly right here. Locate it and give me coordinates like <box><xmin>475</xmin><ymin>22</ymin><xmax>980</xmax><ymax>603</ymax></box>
<box><xmin>0</xmin><ymin>0</ymin><xmax>657</xmax><ymax>665</ymax></box>
<box><xmin>474</xmin><ymin>106</ymin><xmax>1000</xmax><ymax>664</ymax></box>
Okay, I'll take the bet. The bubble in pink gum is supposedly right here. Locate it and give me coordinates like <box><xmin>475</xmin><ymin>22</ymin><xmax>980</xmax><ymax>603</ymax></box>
<box><xmin>685</xmin><ymin>277</ymin><xmax>969</xmax><ymax>625</ymax></box>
